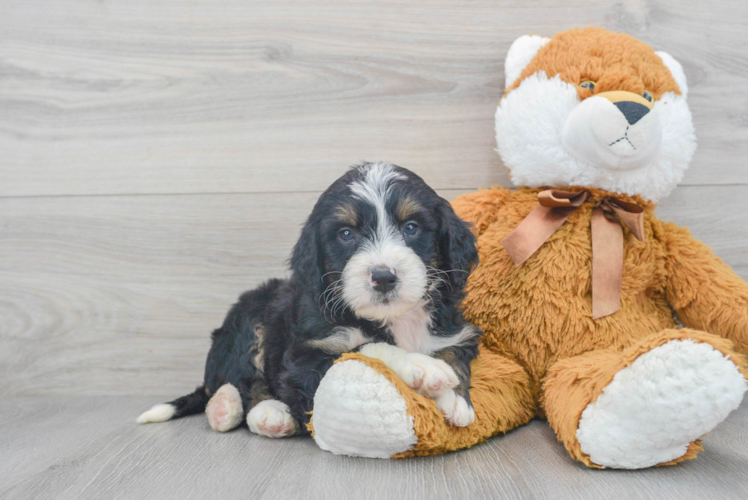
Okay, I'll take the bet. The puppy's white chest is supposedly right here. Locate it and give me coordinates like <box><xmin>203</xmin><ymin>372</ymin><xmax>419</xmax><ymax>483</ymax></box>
<box><xmin>387</xmin><ymin>307</ymin><xmax>432</xmax><ymax>354</ymax></box>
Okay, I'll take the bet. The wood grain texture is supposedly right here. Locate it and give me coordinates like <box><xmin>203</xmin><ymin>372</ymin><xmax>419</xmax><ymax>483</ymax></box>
<box><xmin>1</xmin><ymin>186</ymin><xmax>747</xmax><ymax>397</ymax></box>
<box><xmin>1</xmin><ymin>0</ymin><xmax>748</xmax><ymax>197</ymax></box>
<box><xmin>1</xmin><ymin>396</ymin><xmax>747</xmax><ymax>500</ymax></box>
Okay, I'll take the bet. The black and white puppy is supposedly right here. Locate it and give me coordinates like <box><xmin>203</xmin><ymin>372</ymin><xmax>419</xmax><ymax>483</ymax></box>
<box><xmin>137</xmin><ymin>162</ymin><xmax>481</xmax><ymax>437</ymax></box>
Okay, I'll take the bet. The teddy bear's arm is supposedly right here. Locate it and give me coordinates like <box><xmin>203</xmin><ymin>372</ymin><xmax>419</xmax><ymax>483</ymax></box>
<box><xmin>451</xmin><ymin>187</ymin><xmax>512</xmax><ymax>237</ymax></box>
<box><xmin>663</xmin><ymin>221</ymin><xmax>748</xmax><ymax>356</ymax></box>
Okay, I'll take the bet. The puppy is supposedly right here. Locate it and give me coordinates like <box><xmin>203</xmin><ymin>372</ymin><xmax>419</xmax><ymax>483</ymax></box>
<box><xmin>137</xmin><ymin>162</ymin><xmax>482</xmax><ymax>437</ymax></box>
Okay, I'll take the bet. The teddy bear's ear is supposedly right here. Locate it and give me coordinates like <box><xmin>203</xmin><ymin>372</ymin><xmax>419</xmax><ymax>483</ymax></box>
<box><xmin>504</xmin><ymin>35</ymin><xmax>551</xmax><ymax>89</ymax></box>
<box><xmin>656</xmin><ymin>51</ymin><xmax>688</xmax><ymax>97</ymax></box>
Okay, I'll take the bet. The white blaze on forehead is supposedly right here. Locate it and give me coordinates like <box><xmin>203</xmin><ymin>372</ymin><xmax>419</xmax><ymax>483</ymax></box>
<box><xmin>349</xmin><ymin>162</ymin><xmax>407</xmax><ymax>245</ymax></box>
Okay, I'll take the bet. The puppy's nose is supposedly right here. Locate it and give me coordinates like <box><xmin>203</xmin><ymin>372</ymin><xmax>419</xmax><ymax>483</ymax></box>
<box><xmin>371</xmin><ymin>266</ymin><xmax>398</xmax><ymax>294</ymax></box>
<box><xmin>614</xmin><ymin>101</ymin><xmax>650</xmax><ymax>125</ymax></box>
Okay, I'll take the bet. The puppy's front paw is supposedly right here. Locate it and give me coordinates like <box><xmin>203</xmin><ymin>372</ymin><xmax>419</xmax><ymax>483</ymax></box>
<box><xmin>206</xmin><ymin>383</ymin><xmax>244</xmax><ymax>432</ymax></box>
<box><xmin>436</xmin><ymin>390</ymin><xmax>475</xmax><ymax>427</ymax></box>
<box><xmin>247</xmin><ymin>399</ymin><xmax>298</xmax><ymax>438</ymax></box>
<box><xmin>398</xmin><ymin>353</ymin><xmax>459</xmax><ymax>399</ymax></box>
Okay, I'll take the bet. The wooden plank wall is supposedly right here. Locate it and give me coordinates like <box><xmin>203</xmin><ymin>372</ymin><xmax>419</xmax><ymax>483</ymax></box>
<box><xmin>2</xmin><ymin>0</ymin><xmax>747</xmax><ymax>397</ymax></box>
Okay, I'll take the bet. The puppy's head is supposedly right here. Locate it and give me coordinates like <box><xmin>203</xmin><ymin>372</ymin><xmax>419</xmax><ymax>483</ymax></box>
<box><xmin>291</xmin><ymin>162</ymin><xmax>477</xmax><ymax>323</ymax></box>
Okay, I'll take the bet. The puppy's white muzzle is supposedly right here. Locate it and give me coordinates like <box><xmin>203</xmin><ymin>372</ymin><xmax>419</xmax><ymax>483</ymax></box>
<box><xmin>342</xmin><ymin>241</ymin><xmax>427</xmax><ymax>322</ymax></box>
<box><xmin>562</xmin><ymin>92</ymin><xmax>662</xmax><ymax>172</ymax></box>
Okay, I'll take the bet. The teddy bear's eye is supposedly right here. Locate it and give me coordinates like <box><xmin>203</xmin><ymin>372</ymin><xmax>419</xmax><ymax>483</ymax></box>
<box><xmin>642</xmin><ymin>90</ymin><xmax>653</xmax><ymax>102</ymax></box>
<box><xmin>580</xmin><ymin>81</ymin><xmax>596</xmax><ymax>92</ymax></box>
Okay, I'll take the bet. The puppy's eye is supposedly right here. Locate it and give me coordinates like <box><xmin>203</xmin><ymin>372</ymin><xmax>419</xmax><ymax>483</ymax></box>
<box><xmin>338</xmin><ymin>228</ymin><xmax>355</xmax><ymax>243</ymax></box>
<box><xmin>642</xmin><ymin>90</ymin><xmax>653</xmax><ymax>102</ymax></box>
<box><xmin>580</xmin><ymin>81</ymin><xmax>596</xmax><ymax>92</ymax></box>
<box><xmin>403</xmin><ymin>222</ymin><xmax>419</xmax><ymax>237</ymax></box>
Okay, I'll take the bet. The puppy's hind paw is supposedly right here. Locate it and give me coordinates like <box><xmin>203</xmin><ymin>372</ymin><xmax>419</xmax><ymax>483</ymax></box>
<box><xmin>206</xmin><ymin>383</ymin><xmax>244</xmax><ymax>432</ymax></box>
<box><xmin>436</xmin><ymin>390</ymin><xmax>475</xmax><ymax>427</ymax></box>
<box><xmin>247</xmin><ymin>400</ymin><xmax>299</xmax><ymax>438</ymax></box>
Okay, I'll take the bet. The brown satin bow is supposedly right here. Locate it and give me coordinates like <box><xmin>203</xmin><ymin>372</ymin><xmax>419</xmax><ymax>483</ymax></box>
<box><xmin>500</xmin><ymin>189</ymin><xmax>645</xmax><ymax>320</ymax></box>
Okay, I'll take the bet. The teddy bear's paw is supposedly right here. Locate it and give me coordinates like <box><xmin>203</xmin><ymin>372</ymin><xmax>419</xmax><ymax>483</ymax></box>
<box><xmin>436</xmin><ymin>390</ymin><xmax>475</xmax><ymax>427</ymax></box>
<box><xmin>205</xmin><ymin>383</ymin><xmax>244</xmax><ymax>432</ymax></box>
<box><xmin>312</xmin><ymin>359</ymin><xmax>418</xmax><ymax>458</ymax></box>
<box><xmin>396</xmin><ymin>353</ymin><xmax>460</xmax><ymax>399</ymax></box>
<box><xmin>576</xmin><ymin>339</ymin><xmax>747</xmax><ymax>469</ymax></box>
<box><xmin>246</xmin><ymin>399</ymin><xmax>298</xmax><ymax>438</ymax></box>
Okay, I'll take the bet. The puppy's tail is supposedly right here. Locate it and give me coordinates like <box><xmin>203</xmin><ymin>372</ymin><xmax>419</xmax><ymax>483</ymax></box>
<box><xmin>136</xmin><ymin>386</ymin><xmax>209</xmax><ymax>424</ymax></box>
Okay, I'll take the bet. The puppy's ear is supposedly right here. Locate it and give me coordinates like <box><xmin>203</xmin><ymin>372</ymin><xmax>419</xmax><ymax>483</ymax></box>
<box><xmin>290</xmin><ymin>216</ymin><xmax>323</xmax><ymax>292</ymax></box>
<box><xmin>437</xmin><ymin>202</ymin><xmax>478</xmax><ymax>290</ymax></box>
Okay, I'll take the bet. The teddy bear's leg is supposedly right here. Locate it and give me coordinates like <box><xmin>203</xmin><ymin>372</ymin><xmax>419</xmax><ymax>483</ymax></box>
<box><xmin>543</xmin><ymin>329</ymin><xmax>747</xmax><ymax>469</ymax></box>
<box><xmin>310</xmin><ymin>347</ymin><xmax>535</xmax><ymax>458</ymax></box>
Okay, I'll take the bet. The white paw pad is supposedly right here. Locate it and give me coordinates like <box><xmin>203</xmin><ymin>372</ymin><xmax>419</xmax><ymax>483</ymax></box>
<box><xmin>577</xmin><ymin>339</ymin><xmax>747</xmax><ymax>469</ymax></box>
<box><xmin>247</xmin><ymin>399</ymin><xmax>298</xmax><ymax>438</ymax></box>
<box><xmin>136</xmin><ymin>403</ymin><xmax>175</xmax><ymax>424</ymax></box>
<box><xmin>436</xmin><ymin>390</ymin><xmax>475</xmax><ymax>427</ymax></box>
<box><xmin>206</xmin><ymin>383</ymin><xmax>244</xmax><ymax>432</ymax></box>
<box><xmin>398</xmin><ymin>353</ymin><xmax>459</xmax><ymax>398</ymax></box>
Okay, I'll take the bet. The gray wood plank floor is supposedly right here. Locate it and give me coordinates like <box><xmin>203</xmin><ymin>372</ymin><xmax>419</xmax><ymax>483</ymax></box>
<box><xmin>1</xmin><ymin>397</ymin><xmax>747</xmax><ymax>500</ymax></box>
<box><xmin>2</xmin><ymin>0</ymin><xmax>748</xmax><ymax>498</ymax></box>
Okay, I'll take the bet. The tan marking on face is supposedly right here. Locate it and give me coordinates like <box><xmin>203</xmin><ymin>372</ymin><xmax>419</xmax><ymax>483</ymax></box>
<box><xmin>597</xmin><ymin>90</ymin><xmax>654</xmax><ymax>110</ymax></box>
<box><xmin>334</xmin><ymin>204</ymin><xmax>358</xmax><ymax>226</ymax></box>
<box><xmin>396</xmin><ymin>197</ymin><xmax>421</xmax><ymax>221</ymax></box>
<box><xmin>507</xmin><ymin>27</ymin><xmax>681</xmax><ymax>101</ymax></box>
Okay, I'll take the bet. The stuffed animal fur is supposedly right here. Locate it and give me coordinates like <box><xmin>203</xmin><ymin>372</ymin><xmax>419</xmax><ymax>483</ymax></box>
<box><xmin>309</xmin><ymin>27</ymin><xmax>748</xmax><ymax>468</ymax></box>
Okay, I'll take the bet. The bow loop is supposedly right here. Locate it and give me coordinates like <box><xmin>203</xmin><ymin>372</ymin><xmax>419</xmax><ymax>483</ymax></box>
<box><xmin>600</xmin><ymin>197</ymin><xmax>645</xmax><ymax>241</ymax></box>
<box><xmin>598</xmin><ymin>199</ymin><xmax>620</xmax><ymax>222</ymax></box>
<box><xmin>500</xmin><ymin>189</ymin><xmax>646</xmax><ymax>320</ymax></box>
<box><xmin>537</xmin><ymin>189</ymin><xmax>589</xmax><ymax>208</ymax></box>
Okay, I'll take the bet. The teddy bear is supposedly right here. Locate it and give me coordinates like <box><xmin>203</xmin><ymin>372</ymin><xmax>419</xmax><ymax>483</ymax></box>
<box><xmin>308</xmin><ymin>27</ymin><xmax>748</xmax><ymax>469</ymax></box>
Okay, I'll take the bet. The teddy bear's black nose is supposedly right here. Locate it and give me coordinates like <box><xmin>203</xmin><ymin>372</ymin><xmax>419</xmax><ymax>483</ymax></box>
<box><xmin>614</xmin><ymin>101</ymin><xmax>650</xmax><ymax>126</ymax></box>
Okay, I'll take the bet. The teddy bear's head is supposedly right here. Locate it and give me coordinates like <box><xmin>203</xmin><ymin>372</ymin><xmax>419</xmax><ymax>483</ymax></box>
<box><xmin>496</xmin><ymin>27</ymin><xmax>696</xmax><ymax>202</ymax></box>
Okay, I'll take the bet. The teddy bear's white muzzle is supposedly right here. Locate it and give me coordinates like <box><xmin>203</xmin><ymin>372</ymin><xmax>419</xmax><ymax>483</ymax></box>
<box><xmin>562</xmin><ymin>95</ymin><xmax>662</xmax><ymax>172</ymax></box>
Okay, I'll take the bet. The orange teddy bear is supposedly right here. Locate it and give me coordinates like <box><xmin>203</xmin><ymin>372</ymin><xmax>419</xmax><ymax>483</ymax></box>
<box><xmin>310</xmin><ymin>27</ymin><xmax>748</xmax><ymax>468</ymax></box>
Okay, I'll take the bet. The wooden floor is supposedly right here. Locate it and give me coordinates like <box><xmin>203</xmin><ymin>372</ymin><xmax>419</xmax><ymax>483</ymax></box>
<box><xmin>2</xmin><ymin>0</ymin><xmax>748</xmax><ymax>498</ymax></box>
<box><xmin>0</xmin><ymin>397</ymin><xmax>746</xmax><ymax>500</ymax></box>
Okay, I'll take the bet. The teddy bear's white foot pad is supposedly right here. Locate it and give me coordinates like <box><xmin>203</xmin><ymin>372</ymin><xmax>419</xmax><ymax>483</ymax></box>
<box><xmin>312</xmin><ymin>360</ymin><xmax>418</xmax><ymax>458</ymax></box>
<box><xmin>206</xmin><ymin>383</ymin><xmax>244</xmax><ymax>432</ymax></box>
<box><xmin>576</xmin><ymin>339</ymin><xmax>747</xmax><ymax>469</ymax></box>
